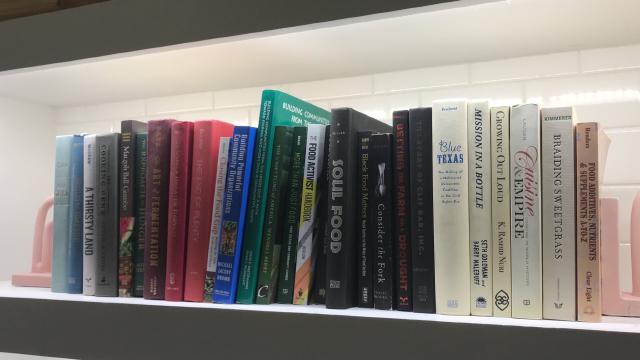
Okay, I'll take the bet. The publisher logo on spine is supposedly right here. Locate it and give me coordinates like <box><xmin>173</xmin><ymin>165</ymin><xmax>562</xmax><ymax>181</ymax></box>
<box><xmin>495</xmin><ymin>290</ymin><xmax>510</xmax><ymax>311</ymax></box>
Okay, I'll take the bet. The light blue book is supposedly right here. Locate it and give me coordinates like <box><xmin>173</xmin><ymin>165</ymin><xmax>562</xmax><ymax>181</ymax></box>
<box><xmin>66</xmin><ymin>135</ymin><xmax>84</xmax><ymax>293</ymax></box>
<box><xmin>52</xmin><ymin>135</ymin><xmax>74</xmax><ymax>293</ymax></box>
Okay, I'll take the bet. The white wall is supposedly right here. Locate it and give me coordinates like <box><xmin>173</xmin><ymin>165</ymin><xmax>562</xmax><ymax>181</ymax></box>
<box><xmin>53</xmin><ymin>43</ymin><xmax>640</xmax><ymax>293</ymax></box>
<box><xmin>0</xmin><ymin>97</ymin><xmax>55</xmax><ymax>281</ymax></box>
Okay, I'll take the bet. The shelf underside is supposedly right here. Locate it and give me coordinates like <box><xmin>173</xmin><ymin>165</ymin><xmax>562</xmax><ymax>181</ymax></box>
<box><xmin>0</xmin><ymin>282</ymin><xmax>638</xmax><ymax>360</ymax></box>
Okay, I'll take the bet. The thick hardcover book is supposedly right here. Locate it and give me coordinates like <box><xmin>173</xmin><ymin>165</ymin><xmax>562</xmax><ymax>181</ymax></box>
<box><xmin>392</xmin><ymin>110</ymin><xmax>412</xmax><ymax>311</ymax></box>
<box><xmin>468</xmin><ymin>101</ymin><xmax>492</xmax><ymax>316</ymax></box>
<box><xmin>184</xmin><ymin>120</ymin><xmax>234</xmax><ymax>302</ymax></box>
<box><xmin>118</xmin><ymin>120</ymin><xmax>147</xmax><ymax>297</ymax></box>
<box><xmin>164</xmin><ymin>121</ymin><xmax>194</xmax><ymax>301</ymax></box>
<box><xmin>510</xmin><ymin>104</ymin><xmax>542</xmax><ymax>319</ymax></box>
<box><xmin>204</xmin><ymin>137</ymin><xmax>231</xmax><ymax>302</ymax></box>
<box><xmin>408</xmin><ymin>107</ymin><xmax>435</xmax><ymax>313</ymax></box>
<box><xmin>276</xmin><ymin>126</ymin><xmax>307</xmax><ymax>304</ymax></box>
<box><xmin>326</xmin><ymin>108</ymin><xmax>391</xmax><ymax>309</ymax></box>
<box><xmin>357</xmin><ymin>131</ymin><xmax>373</xmax><ymax>308</ymax></box>
<box><xmin>53</xmin><ymin>135</ymin><xmax>74</xmax><ymax>293</ymax></box>
<box><xmin>66</xmin><ymin>135</ymin><xmax>84</xmax><ymax>294</ymax></box>
<box><xmin>576</xmin><ymin>122</ymin><xmax>601</xmax><ymax>322</ymax></box>
<box><xmin>433</xmin><ymin>100</ymin><xmax>470</xmax><ymax>315</ymax></box>
<box><xmin>144</xmin><ymin>120</ymin><xmax>176</xmax><ymax>300</ymax></box>
<box><xmin>369</xmin><ymin>133</ymin><xmax>394</xmax><ymax>310</ymax></box>
<box><xmin>212</xmin><ymin>126</ymin><xmax>257</xmax><ymax>304</ymax></box>
<box><xmin>95</xmin><ymin>134</ymin><xmax>120</xmax><ymax>297</ymax></box>
<box><xmin>83</xmin><ymin>135</ymin><xmax>97</xmax><ymax>295</ymax></box>
<box><xmin>133</xmin><ymin>133</ymin><xmax>148</xmax><ymax>297</ymax></box>
<box><xmin>490</xmin><ymin>107</ymin><xmax>512</xmax><ymax>317</ymax></box>
<box><xmin>541</xmin><ymin>107</ymin><xmax>576</xmax><ymax>321</ymax></box>
<box><xmin>256</xmin><ymin>126</ymin><xmax>294</xmax><ymax>304</ymax></box>
<box><xmin>238</xmin><ymin>90</ymin><xmax>330</xmax><ymax>304</ymax></box>
<box><xmin>308</xmin><ymin>125</ymin><xmax>331</xmax><ymax>305</ymax></box>
<box><xmin>293</xmin><ymin>124</ymin><xmax>327</xmax><ymax>305</ymax></box>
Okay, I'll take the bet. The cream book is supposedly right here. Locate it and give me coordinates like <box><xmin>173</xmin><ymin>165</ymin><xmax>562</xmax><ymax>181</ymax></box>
<box><xmin>510</xmin><ymin>104</ymin><xmax>542</xmax><ymax>319</ymax></box>
<box><xmin>541</xmin><ymin>107</ymin><xmax>576</xmax><ymax>321</ymax></box>
<box><xmin>433</xmin><ymin>100</ymin><xmax>470</xmax><ymax>315</ymax></box>
<box><xmin>491</xmin><ymin>106</ymin><xmax>511</xmax><ymax>317</ymax></box>
<box><xmin>468</xmin><ymin>101</ymin><xmax>492</xmax><ymax>316</ymax></box>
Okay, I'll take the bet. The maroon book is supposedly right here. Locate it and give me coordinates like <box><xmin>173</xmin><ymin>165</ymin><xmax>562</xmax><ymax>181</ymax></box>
<box><xmin>164</xmin><ymin>121</ymin><xmax>194</xmax><ymax>301</ymax></box>
<box><xmin>183</xmin><ymin>120</ymin><xmax>234</xmax><ymax>302</ymax></box>
<box><xmin>144</xmin><ymin>119</ymin><xmax>176</xmax><ymax>300</ymax></box>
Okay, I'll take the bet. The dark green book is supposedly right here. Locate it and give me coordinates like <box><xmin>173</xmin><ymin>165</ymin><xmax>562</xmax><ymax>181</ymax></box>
<box><xmin>133</xmin><ymin>133</ymin><xmax>147</xmax><ymax>297</ymax></box>
<box><xmin>255</xmin><ymin>126</ymin><xmax>294</xmax><ymax>304</ymax></box>
<box><xmin>237</xmin><ymin>90</ymin><xmax>330</xmax><ymax>304</ymax></box>
<box><xmin>276</xmin><ymin>126</ymin><xmax>307</xmax><ymax>304</ymax></box>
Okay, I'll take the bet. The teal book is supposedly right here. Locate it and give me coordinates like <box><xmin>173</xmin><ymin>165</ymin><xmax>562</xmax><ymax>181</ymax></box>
<box><xmin>66</xmin><ymin>135</ymin><xmax>84</xmax><ymax>293</ymax></box>
<box><xmin>237</xmin><ymin>90</ymin><xmax>330</xmax><ymax>304</ymax></box>
<box><xmin>52</xmin><ymin>135</ymin><xmax>75</xmax><ymax>293</ymax></box>
<box><xmin>255</xmin><ymin>126</ymin><xmax>294</xmax><ymax>304</ymax></box>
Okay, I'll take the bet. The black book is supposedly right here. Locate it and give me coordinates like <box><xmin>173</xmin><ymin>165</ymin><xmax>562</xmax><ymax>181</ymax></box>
<box><xmin>369</xmin><ymin>133</ymin><xmax>394</xmax><ymax>310</ymax></box>
<box><xmin>118</xmin><ymin>120</ymin><xmax>147</xmax><ymax>297</ymax></box>
<box><xmin>357</xmin><ymin>131</ymin><xmax>373</xmax><ymax>308</ymax></box>
<box><xmin>95</xmin><ymin>133</ymin><xmax>120</xmax><ymax>297</ymax></box>
<box><xmin>392</xmin><ymin>110</ymin><xmax>412</xmax><ymax>311</ymax></box>
<box><xmin>325</xmin><ymin>108</ymin><xmax>392</xmax><ymax>309</ymax></box>
<box><xmin>408</xmin><ymin>107</ymin><xmax>435</xmax><ymax>313</ymax></box>
<box><xmin>310</xmin><ymin>125</ymin><xmax>331</xmax><ymax>305</ymax></box>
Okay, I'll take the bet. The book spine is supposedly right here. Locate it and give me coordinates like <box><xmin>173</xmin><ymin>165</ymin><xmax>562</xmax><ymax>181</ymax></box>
<box><xmin>164</xmin><ymin>122</ymin><xmax>194</xmax><ymax>301</ymax></box>
<box><xmin>357</xmin><ymin>131</ymin><xmax>373</xmax><ymax>308</ymax></box>
<box><xmin>204</xmin><ymin>137</ymin><xmax>231</xmax><ymax>302</ymax></box>
<box><xmin>542</xmin><ymin>107</ymin><xmax>576</xmax><ymax>321</ymax></box>
<box><xmin>118</xmin><ymin>121</ymin><xmax>138</xmax><ymax>297</ymax></box>
<box><xmin>133</xmin><ymin>133</ymin><xmax>147</xmax><ymax>297</ymax></box>
<box><xmin>369</xmin><ymin>133</ymin><xmax>394</xmax><ymax>310</ymax></box>
<box><xmin>95</xmin><ymin>134</ymin><xmax>119</xmax><ymax>297</ymax></box>
<box><xmin>293</xmin><ymin>124</ymin><xmax>328</xmax><ymax>305</ymax></box>
<box><xmin>67</xmin><ymin>136</ymin><xmax>84</xmax><ymax>294</ymax></box>
<box><xmin>408</xmin><ymin>108</ymin><xmax>435</xmax><ymax>313</ymax></box>
<box><xmin>52</xmin><ymin>136</ymin><xmax>73</xmax><ymax>293</ymax></box>
<box><xmin>490</xmin><ymin>107</ymin><xmax>512</xmax><ymax>317</ymax></box>
<box><xmin>184</xmin><ymin>121</ymin><xmax>234</xmax><ymax>302</ymax></box>
<box><xmin>510</xmin><ymin>104</ymin><xmax>542</xmax><ymax>319</ymax></box>
<box><xmin>276</xmin><ymin>127</ymin><xmax>307</xmax><ymax>304</ymax></box>
<box><xmin>144</xmin><ymin>120</ymin><xmax>175</xmax><ymax>300</ymax></box>
<box><xmin>83</xmin><ymin>135</ymin><xmax>97</xmax><ymax>295</ymax></box>
<box><xmin>576</xmin><ymin>122</ymin><xmax>601</xmax><ymax>322</ymax></box>
<box><xmin>433</xmin><ymin>101</ymin><xmax>470</xmax><ymax>315</ymax></box>
<box><xmin>326</xmin><ymin>109</ymin><xmax>356</xmax><ymax>309</ymax></box>
<box><xmin>309</xmin><ymin>125</ymin><xmax>331</xmax><ymax>305</ymax></box>
<box><xmin>468</xmin><ymin>101</ymin><xmax>492</xmax><ymax>316</ymax></box>
<box><xmin>213</xmin><ymin>127</ymin><xmax>257</xmax><ymax>304</ymax></box>
<box><xmin>256</xmin><ymin>126</ymin><xmax>294</xmax><ymax>304</ymax></box>
<box><xmin>238</xmin><ymin>91</ymin><xmax>275</xmax><ymax>304</ymax></box>
<box><xmin>392</xmin><ymin>111</ymin><xmax>412</xmax><ymax>311</ymax></box>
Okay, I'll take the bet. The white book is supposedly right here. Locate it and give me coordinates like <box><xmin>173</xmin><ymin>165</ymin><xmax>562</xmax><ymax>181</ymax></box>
<box><xmin>293</xmin><ymin>124</ymin><xmax>327</xmax><ymax>305</ymax></box>
<box><xmin>468</xmin><ymin>101</ymin><xmax>492</xmax><ymax>316</ymax></box>
<box><xmin>541</xmin><ymin>107</ymin><xmax>576</xmax><ymax>321</ymax></box>
<box><xmin>205</xmin><ymin>137</ymin><xmax>231</xmax><ymax>292</ymax></box>
<box><xmin>82</xmin><ymin>134</ymin><xmax>97</xmax><ymax>295</ymax></box>
<box><xmin>491</xmin><ymin>106</ymin><xmax>512</xmax><ymax>317</ymax></box>
<box><xmin>433</xmin><ymin>100</ymin><xmax>470</xmax><ymax>315</ymax></box>
<box><xmin>510</xmin><ymin>104</ymin><xmax>542</xmax><ymax>319</ymax></box>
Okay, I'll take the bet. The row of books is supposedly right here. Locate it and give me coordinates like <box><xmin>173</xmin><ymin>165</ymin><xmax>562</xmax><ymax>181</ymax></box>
<box><xmin>51</xmin><ymin>90</ymin><xmax>604</xmax><ymax>322</ymax></box>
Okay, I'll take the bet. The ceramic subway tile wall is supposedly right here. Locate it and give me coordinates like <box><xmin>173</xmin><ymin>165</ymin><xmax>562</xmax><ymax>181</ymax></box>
<box><xmin>53</xmin><ymin>43</ymin><xmax>640</xmax><ymax>292</ymax></box>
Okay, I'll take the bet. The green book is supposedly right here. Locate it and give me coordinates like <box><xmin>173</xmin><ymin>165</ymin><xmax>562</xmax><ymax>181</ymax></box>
<box><xmin>237</xmin><ymin>90</ymin><xmax>330</xmax><ymax>304</ymax></box>
<box><xmin>275</xmin><ymin>127</ymin><xmax>307</xmax><ymax>304</ymax></box>
<box><xmin>255</xmin><ymin>126</ymin><xmax>294</xmax><ymax>304</ymax></box>
<box><xmin>133</xmin><ymin>133</ymin><xmax>147</xmax><ymax>297</ymax></box>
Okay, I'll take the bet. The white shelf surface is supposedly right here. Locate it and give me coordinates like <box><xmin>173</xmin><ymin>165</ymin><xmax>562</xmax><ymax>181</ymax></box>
<box><xmin>1</xmin><ymin>281</ymin><xmax>638</xmax><ymax>334</ymax></box>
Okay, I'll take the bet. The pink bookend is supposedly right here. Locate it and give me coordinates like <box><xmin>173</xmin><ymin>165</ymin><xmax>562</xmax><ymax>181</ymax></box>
<box><xmin>12</xmin><ymin>196</ymin><xmax>53</xmax><ymax>288</ymax></box>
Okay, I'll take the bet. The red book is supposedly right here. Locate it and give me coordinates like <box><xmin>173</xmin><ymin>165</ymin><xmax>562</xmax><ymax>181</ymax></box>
<box><xmin>183</xmin><ymin>120</ymin><xmax>234</xmax><ymax>302</ymax></box>
<box><xmin>144</xmin><ymin>119</ymin><xmax>176</xmax><ymax>300</ymax></box>
<box><xmin>164</xmin><ymin>121</ymin><xmax>194</xmax><ymax>301</ymax></box>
